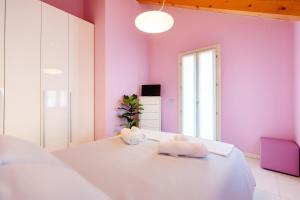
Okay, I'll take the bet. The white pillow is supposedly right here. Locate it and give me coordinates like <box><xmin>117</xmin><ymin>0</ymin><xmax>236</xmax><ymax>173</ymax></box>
<box><xmin>0</xmin><ymin>164</ymin><xmax>111</xmax><ymax>200</ymax></box>
<box><xmin>0</xmin><ymin>136</ymin><xmax>64</xmax><ymax>166</ymax></box>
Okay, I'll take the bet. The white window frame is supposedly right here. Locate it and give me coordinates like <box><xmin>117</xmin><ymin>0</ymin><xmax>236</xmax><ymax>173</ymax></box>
<box><xmin>178</xmin><ymin>44</ymin><xmax>221</xmax><ymax>141</ymax></box>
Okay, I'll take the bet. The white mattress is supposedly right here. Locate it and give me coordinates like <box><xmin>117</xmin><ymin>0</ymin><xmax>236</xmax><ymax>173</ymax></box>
<box><xmin>54</xmin><ymin>136</ymin><xmax>256</xmax><ymax>200</ymax></box>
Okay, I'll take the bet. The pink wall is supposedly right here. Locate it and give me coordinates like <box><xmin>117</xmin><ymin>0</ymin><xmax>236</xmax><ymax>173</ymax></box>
<box><xmin>84</xmin><ymin>0</ymin><xmax>149</xmax><ymax>138</ymax></box>
<box><xmin>104</xmin><ymin>0</ymin><xmax>149</xmax><ymax>136</ymax></box>
<box><xmin>42</xmin><ymin>0</ymin><xmax>84</xmax><ymax>19</ymax></box>
<box><xmin>294</xmin><ymin>22</ymin><xmax>300</xmax><ymax>146</ymax></box>
<box><xmin>148</xmin><ymin>8</ymin><xmax>295</xmax><ymax>154</ymax></box>
<box><xmin>84</xmin><ymin>0</ymin><xmax>107</xmax><ymax>139</ymax></box>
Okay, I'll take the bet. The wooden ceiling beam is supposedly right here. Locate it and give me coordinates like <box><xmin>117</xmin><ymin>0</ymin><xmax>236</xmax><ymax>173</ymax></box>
<box><xmin>137</xmin><ymin>0</ymin><xmax>300</xmax><ymax>20</ymax></box>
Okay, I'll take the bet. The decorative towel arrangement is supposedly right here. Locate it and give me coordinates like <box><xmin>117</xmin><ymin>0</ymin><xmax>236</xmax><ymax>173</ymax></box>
<box><xmin>120</xmin><ymin>127</ymin><xmax>146</xmax><ymax>145</ymax></box>
<box><xmin>173</xmin><ymin>134</ymin><xmax>189</xmax><ymax>142</ymax></box>
<box><xmin>158</xmin><ymin>135</ymin><xmax>208</xmax><ymax>158</ymax></box>
<box><xmin>142</xmin><ymin>130</ymin><xmax>235</xmax><ymax>157</ymax></box>
<box><xmin>120</xmin><ymin>128</ymin><xmax>234</xmax><ymax>157</ymax></box>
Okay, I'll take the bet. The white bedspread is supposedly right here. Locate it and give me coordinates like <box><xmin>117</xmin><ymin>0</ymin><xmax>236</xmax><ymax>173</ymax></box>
<box><xmin>54</xmin><ymin>136</ymin><xmax>255</xmax><ymax>200</ymax></box>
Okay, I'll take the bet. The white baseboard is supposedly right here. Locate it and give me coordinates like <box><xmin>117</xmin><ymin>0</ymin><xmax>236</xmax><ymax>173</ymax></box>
<box><xmin>244</xmin><ymin>152</ymin><xmax>260</xmax><ymax>160</ymax></box>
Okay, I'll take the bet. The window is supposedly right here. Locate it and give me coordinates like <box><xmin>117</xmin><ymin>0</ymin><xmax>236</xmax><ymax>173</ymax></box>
<box><xmin>180</xmin><ymin>45</ymin><xmax>220</xmax><ymax>141</ymax></box>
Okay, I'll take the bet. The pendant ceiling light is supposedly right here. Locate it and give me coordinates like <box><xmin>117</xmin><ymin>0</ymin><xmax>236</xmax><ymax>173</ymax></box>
<box><xmin>135</xmin><ymin>0</ymin><xmax>174</xmax><ymax>34</ymax></box>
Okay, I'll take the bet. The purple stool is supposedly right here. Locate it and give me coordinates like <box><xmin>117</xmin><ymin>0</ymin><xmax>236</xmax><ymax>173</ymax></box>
<box><xmin>260</xmin><ymin>137</ymin><xmax>299</xmax><ymax>176</ymax></box>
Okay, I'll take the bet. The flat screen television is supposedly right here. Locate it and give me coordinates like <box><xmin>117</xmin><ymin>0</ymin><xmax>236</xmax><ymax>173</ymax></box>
<box><xmin>141</xmin><ymin>84</ymin><xmax>161</xmax><ymax>96</ymax></box>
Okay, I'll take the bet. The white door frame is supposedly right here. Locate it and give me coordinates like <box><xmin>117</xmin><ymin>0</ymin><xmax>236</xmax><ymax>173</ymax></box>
<box><xmin>178</xmin><ymin>44</ymin><xmax>221</xmax><ymax>141</ymax></box>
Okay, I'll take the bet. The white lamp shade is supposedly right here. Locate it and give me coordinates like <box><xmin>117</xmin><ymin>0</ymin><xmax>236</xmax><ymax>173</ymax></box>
<box><xmin>135</xmin><ymin>11</ymin><xmax>174</xmax><ymax>34</ymax></box>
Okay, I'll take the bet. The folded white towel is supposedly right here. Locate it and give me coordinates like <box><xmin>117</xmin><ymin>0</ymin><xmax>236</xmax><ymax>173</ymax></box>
<box><xmin>158</xmin><ymin>140</ymin><xmax>208</xmax><ymax>158</ymax></box>
<box><xmin>131</xmin><ymin>127</ymin><xmax>146</xmax><ymax>140</ymax></box>
<box><xmin>120</xmin><ymin>127</ymin><xmax>146</xmax><ymax>145</ymax></box>
<box><xmin>140</xmin><ymin>129</ymin><xmax>234</xmax><ymax>156</ymax></box>
<box><xmin>173</xmin><ymin>135</ymin><xmax>189</xmax><ymax>142</ymax></box>
<box><xmin>131</xmin><ymin>126</ymin><xmax>140</xmax><ymax>133</ymax></box>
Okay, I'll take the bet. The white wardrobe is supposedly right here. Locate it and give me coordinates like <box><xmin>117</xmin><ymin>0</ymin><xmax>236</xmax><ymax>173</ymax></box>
<box><xmin>0</xmin><ymin>0</ymin><xmax>94</xmax><ymax>151</ymax></box>
<box><xmin>0</xmin><ymin>0</ymin><xmax>5</xmax><ymax>136</ymax></box>
<box><xmin>5</xmin><ymin>0</ymin><xmax>42</xmax><ymax>145</ymax></box>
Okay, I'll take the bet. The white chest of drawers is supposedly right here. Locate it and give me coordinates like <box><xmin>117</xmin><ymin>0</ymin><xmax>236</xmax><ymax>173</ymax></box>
<box><xmin>139</xmin><ymin>97</ymin><xmax>161</xmax><ymax>131</ymax></box>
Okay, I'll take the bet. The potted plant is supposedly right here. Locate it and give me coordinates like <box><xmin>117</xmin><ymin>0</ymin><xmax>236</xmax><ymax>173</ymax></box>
<box><xmin>118</xmin><ymin>94</ymin><xmax>143</xmax><ymax>128</ymax></box>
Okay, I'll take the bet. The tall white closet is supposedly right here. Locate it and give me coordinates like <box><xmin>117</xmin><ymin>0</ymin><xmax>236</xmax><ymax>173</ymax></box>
<box><xmin>69</xmin><ymin>15</ymin><xmax>94</xmax><ymax>145</ymax></box>
<box><xmin>41</xmin><ymin>3</ymin><xmax>69</xmax><ymax>151</ymax></box>
<box><xmin>5</xmin><ymin>0</ymin><xmax>41</xmax><ymax>144</ymax></box>
<box><xmin>0</xmin><ymin>0</ymin><xmax>4</xmax><ymax>136</ymax></box>
<box><xmin>0</xmin><ymin>0</ymin><xmax>95</xmax><ymax>151</ymax></box>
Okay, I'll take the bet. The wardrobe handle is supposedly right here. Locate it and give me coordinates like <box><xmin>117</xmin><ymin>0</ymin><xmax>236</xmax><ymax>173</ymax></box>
<box><xmin>0</xmin><ymin>88</ymin><xmax>4</xmax><ymax>135</ymax></box>
<box><xmin>69</xmin><ymin>92</ymin><xmax>72</xmax><ymax>144</ymax></box>
<box><xmin>42</xmin><ymin>90</ymin><xmax>46</xmax><ymax>148</ymax></box>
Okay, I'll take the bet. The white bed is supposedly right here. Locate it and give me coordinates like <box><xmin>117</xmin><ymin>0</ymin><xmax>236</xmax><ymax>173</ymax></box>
<box><xmin>54</xmin><ymin>131</ymin><xmax>256</xmax><ymax>200</ymax></box>
<box><xmin>0</xmin><ymin>135</ymin><xmax>110</xmax><ymax>200</ymax></box>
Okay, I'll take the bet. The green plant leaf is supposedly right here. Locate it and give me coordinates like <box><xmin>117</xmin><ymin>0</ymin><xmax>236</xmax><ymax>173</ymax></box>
<box><xmin>118</xmin><ymin>94</ymin><xmax>144</xmax><ymax>128</ymax></box>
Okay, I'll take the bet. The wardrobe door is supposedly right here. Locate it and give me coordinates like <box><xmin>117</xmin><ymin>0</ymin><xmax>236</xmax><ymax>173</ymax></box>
<box><xmin>5</xmin><ymin>0</ymin><xmax>41</xmax><ymax>144</ymax></box>
<box><xmin>69</xmin><ymin>15</ymin><xmax>94</xmax><ymax>145</ymax></box>
<box><xmin>0</xmin><ymin>0</ymin><xmax>4</xmax><ymax>135</ymax></box>
<box><xmin>41</xmin><ymin>3</ymin><xmax>69</xmax><ymax>151</ymax></box>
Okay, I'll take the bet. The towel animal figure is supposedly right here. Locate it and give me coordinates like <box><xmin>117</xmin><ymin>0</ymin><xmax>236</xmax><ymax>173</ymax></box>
<box><xmin>159</xmin><ymin>135</ymin><xmax>208</xmax><ymax>158</ymax></box>
<box><xmin>120</xmin><ymin>127</ymin><xmax>146</xmax><ymax>145</ymax></box>
<box><xmin>173</xmin><ymin>135</ymin><xmax>189</xmax><ymax>142</ymax></box>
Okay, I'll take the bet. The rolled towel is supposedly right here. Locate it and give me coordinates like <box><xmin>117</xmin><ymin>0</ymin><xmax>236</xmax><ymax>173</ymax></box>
<box><xmin>173</xmin><ymin>134</ymin><xmax>189</xmax><ymax>142</ymax></box>
<box><xmin>131</xmin><ymin>127</ymin><xmax>146</xmax><ymax>140</ymax></box>
<box><xmin>120</xmin><ymin>128</ymin><xmax>141</xmax><ymax>145</ymax></box>
<box><xmin>158</xmin><ymin>140</ymin><xmax>208</xmax><ymax>158</ymax></box>
<box><xmin>131</xmin><ymin>126</ymin><xmax>140</xmax><ymax>133</ymax></box>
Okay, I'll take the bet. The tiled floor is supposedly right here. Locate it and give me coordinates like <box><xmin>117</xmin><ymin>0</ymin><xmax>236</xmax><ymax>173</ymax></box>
<box><xmin>246</xmin><ymin>158</ymin><xmax>300</xmax><ymax>200</ymax></box>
